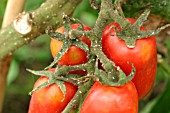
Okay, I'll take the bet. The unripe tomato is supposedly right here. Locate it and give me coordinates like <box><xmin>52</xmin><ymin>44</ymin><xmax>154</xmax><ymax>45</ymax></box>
<box><xmin>28</xmin><ymin>68</ymin><xmax>77</xmax><ymax>113</ymax></box>
<box><xmin>80</xmin><ymin>81</ymin><xmax>138</xmax><ymax>113</ymax></box>
<box><xmin>102</xmin><ymin>18</ymin><xmax>157</xmax><ymax>99</ymax></box>
<box><xmin>50</xmin><ymin>24</ymin><xmax>91</xmax><ymax>66</ymax></box>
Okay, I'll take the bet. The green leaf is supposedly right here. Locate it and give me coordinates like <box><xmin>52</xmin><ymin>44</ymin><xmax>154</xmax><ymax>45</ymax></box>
<box><xmin>117</xmin><ymin>65</ymin><xmax>135</xmax><ymax>86</ymax></box>
<box><xmin>132</xmin><ymin>9</ymin><xmax>150</xmax><ymax>30</ymax></box>
<box><xmin>7</xmin><ymin>59</ymin><xmax>19</xmax><ymax>85</ymax></box>
<box><xmin>73</xmin><ymin>40</ymin><xmax>89</xmax><ymax>53</ymax></box>
<box><xmin>14</xmin><ymin>34</ymin><xmax>51</xmax><ymax>62</ymax></box>
<box><xmin>45</xmin><ymin>43</ymin><xmax>70</xmax><ymax>69</ymax></box>
<box><xmin>136</xmin><ymin>24</ymin><xmax>170</xmax><ymax>40</ymax></box>
<box><xmin>63</xmin><ymin>15</ymin><xmax>72</xmax><ymax>33</ymax></box>
<box><xmin>122</xmin><ymin>0</ymin><xmax>170</xmax><ymax>22</ymax></box>
<box><xmin>26</xmin><ymin>69</ymin><xmax>54</xmax><ymax>78</ymax></box>
<box><xmin>47</xmin><ymin>31</ymin><xmax>65</xmax><ymax>41</ymax></box>
<box><xmin>150</xmin><ymin>80</ymin><xmax>170</xmax><ymax>113</ymax></box>
<box><xmin>24</xmin><ymin>0</ymin><xmax>46</xmax><ymax>11</ymax></box>
<box><xmin>73</xmin><ymin>0</ymin><xmax>98</xmax><ymax>27</ymax></box>
<box><xmin>66</xmin><ymin>74</ymin><xmax>82</xmax><ymax>79</ymax></box>
<box><xmin>95</xmin><ymin>68</ymin><xmax>109</xmax><ymax>84</ymax></box>
<box><xmin>29</xmin><ymin>79</ymin><xmax>56</xmax><ymax>95</ymax></box>
<box><xmin>0</xmin><ymin>0</ymin><xmax>7</xmax><ymax>28</ymax></box>
<box><xmin>140</xmin><ymin>97</ymin><xmax>160</xmax><ymax>113</ymax></box>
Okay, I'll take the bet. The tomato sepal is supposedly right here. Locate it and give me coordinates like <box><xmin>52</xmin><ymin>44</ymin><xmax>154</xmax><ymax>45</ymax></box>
<box><xmin>46</xmin><ymin>26</ymin><xmax>65</xmax><ymax>41</ymax></box>
<box><xmin>29</xmin><ymin>79</ymin><xmax>56</xmax><ymax>95</ymax></box>
<box><xmin>62</xmin><ymin>79</ymin><xmax>94</xmax><ymax>113</ymax></box>
<box><xmin>113</xmin><ymin>9</ymin><xmax>170</xmax><ymax>48</ymax></box>
<box><xmin>72</xmin><ymin>41</ymin><xmax>89</xmax><ymax>54</ymax></box>
<box><xmin>56</xmin><ymin>80</ymin><xmax>66</xmax><ymax>101</ymax></box>
<box><xmin>45</xmin><ymin>43</ymin><xmax>70</xmax><ymax>69</ymax></box>
<box><xmin>27</xmin><ymin>68</ymin><xmax>84</xmax><ymax>86</ymax></box>
<box><xmin>95</xmin><ymin>60</ymin><xmax>136</xmax><ymax>86</ymax></box>
<box><xmin>27</xmin><ymin>68</ymin><xmax>55</xmax><ymax>77</ymax></box>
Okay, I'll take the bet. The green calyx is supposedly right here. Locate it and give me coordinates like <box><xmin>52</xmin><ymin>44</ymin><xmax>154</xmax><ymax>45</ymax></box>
<box><xmin>115</xmin><ymin>9</ymin><xmax>170</xmax><ymax>48</ymax></box>
<box><xmin>45</xmin><ymin>15</ymin><xmax>90</xmax><ymax>70</ymax></box>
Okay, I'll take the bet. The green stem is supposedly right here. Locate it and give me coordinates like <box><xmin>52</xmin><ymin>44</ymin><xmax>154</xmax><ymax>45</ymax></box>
<box><xmin>0</xmin><ymin>0</ymin><xmax>82</xmax><ymax>60</ymax></box>
<box><xmin>61</xmin><ymin>56</ymin><xmax>96</xmax><ymax>113</ymax></box>
<box><xmin>91</xmin><ymin>43</ymin><xmax>119</xmax><ymax>82</ymax></box>
<box><xmin>92</xmin><ymin>0</ymin><xmax>111</xmax><ymax>39</ymax></box>
<box><xmin>62</xmin><ymin>79</ymin><xmax>94</xmax><ymax>113</ymax></box>
<box><xmin>54</xmin><ymin>65</ymin><xmax>87</xmax><ymax>77</ymax></box>
<box><xmin>69</xmin><ymin>30</ymin><xmax>92</xmax><ymax>39</ymax></box>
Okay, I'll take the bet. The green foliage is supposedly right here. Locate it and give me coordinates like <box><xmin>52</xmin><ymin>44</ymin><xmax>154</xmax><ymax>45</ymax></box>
<box><xmin>24</xmin><ymin>0</ymin><xmax>46</xmax><ymax>11</ymax></box>
<box><xmin>73</xmin><ymin>0</ymin><xmax>99</xmax><ymax>27</ymax></box>
<box><xmin>123</xmin><ymin>0</ymin><xmax>170</xmax><ymax>22</ymax></box>
<box><xmin>165</xmin><ymin>39</ymin><xmax>170</xmax><ymax>60</ymax></box>
<box><xmin>139</xmin><ymin>62</ymin><xmax>170</xmax><ymax>113</ymax></box>
<box><xmin>14</xmin><ymin>35</ymin><xmax>51</xmax><ymax>62</ymax></box>
<box><xmin>0</xmin><ymin>0</ymin><xmax>7</xmax><ymax>28</ymax></box>
<box><xmin>7</xmin><ymin>59</ymin><xmax>19</xmax><ymax>85</ymax></box>
<box><xmin>150</xmin><ymin>80</ymin><xmax>170</xmax><ymax>113</ymax></box>
<box><xmin>149</xmin><ymin>33</ymin><xmax>170</xmax><ymax>111</ymax></box>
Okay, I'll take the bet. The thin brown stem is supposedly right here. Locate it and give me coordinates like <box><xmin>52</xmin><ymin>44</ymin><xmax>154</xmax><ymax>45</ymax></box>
<box><xmin>89</xmin><ymin>0</ymin><xmax>101</xmax><ymax>10</ymax></box>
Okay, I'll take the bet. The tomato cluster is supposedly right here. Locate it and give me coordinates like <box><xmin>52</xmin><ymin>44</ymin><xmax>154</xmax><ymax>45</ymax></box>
<box><xmin>28</xmin><ymin>24</ymin><xmax>91</xmax><ymax>113</ymax></box>
<box><xmin>28</xmin><ymin>18</ymin><xmax>157</xmax><ymax>112</ymax></box>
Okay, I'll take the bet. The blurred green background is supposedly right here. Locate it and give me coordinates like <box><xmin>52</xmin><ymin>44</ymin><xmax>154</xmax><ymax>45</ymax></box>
<box><xmin>0</xmin><ymin>0</ymin><xmax>170</xmax><ymax>113</ymax></box>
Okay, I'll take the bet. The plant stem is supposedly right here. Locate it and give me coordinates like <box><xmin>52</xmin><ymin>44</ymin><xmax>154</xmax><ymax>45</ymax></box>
<box><xmin>2</xmin><ymin>0</ymin><xmax>26</xmax><ymax>28</ymax></box>
<box><xmin>62</xmin><ymin>79</ymin><xmax>94</xmax><ymax>113</ymax></box>
<box><xmin>0</xmin><ymin>0</ymin><xmax>26</xmax><ymax>112</ymax></box>
<box><xmin>92</xmin><ymin>0</ymin><xmax>111</xmax><ymax>38</ymax></box>
<box><xmin>0</xmin><ymin>0</ymin><xmax>82</xmax><ymax>60</ymax></box>
<box><xmin>0</xmin><ymin>0</ymin><xmax>82</xmax><ymax>112</ymax></box>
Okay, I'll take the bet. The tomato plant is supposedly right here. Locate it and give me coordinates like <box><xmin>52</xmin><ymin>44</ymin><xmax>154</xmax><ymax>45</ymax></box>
<box><xmin>28</xmin><ymin>69</ymin><xmax>77</xmax><ymax>113</ymax></box>
<box><xmin>102</xmin><ymin>18</ymin><xmax>157</xmax><ymax>99</ymax></box>
<box><xmin>50</xmin><ymin>24</ymin><xmax>91</xmax><ymax>66</ymax></box>
<box><xmin>80</xmin><ymin>81</ymin><xmax>138</xmax><ymax>113</ymax></box>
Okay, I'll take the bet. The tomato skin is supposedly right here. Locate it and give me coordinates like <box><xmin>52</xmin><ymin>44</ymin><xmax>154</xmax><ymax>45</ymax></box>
<box><xmin>102</xmin><ymin>18</ymin><xmax>157</xmax><ymax>99</ymax></box>
<box><xmin>28</xmin><ymin>69</ymin><xmax>77</xmax><ymax>113</ymax></box>
<box><xmin>80</xmin><ymin>81</ymin><xmax>138</xmax><ymax>113</ymax></box>
<box><xmin>50</xmin><ymin>24</ymin><xmax>91</xmax><ymax>66</ymax></box>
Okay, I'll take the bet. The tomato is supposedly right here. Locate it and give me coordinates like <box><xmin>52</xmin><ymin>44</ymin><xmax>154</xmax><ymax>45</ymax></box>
<box><xmin>102</xmin><ymin>18</ymin><xmax>157</xmax><ymax>99</ymax></box>
<box><xmin>80</xmin><ymin>81</ymin><xmax>138</xmax><ymax>113</ymax></box>
<box><xmin>28</xmin><ymin>68</ymin><xmax>77</xmax><ymax>113</ymax></box>
<box><xmin>50</xmin><ymin>24</ymin><xmax>91</xmax><ymax>66</ymax></box>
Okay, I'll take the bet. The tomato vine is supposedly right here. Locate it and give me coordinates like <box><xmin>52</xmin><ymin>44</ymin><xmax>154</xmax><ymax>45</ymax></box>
<box><xmin>28</xmin><ymin>0</ymin><xmax>170</xmax><ymax>112</ymax></box>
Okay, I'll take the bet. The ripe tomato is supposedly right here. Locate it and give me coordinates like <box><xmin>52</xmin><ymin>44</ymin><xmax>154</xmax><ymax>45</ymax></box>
<box><xmin>28</xmin><ymin>68</ymin><xmax>77</xmax><ymax>113</ymax></box>
<box><xmin>50</xmin><ymin>24</ymin><xmax>91</xmax><ymax>66</ymax></box>
<box><xmin>80</xmin><ymin>81</ymin><xmax>138</xmax><ymax>113</ymax></box>
<box><xmin>102</xmin><ymin>18</ymin><xmax>157</xmax><ymax>99</ymax></box>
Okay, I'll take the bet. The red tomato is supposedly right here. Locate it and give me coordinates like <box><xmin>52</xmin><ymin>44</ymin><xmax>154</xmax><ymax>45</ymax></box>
<box><xmin>102</xmin><ymin>18</ymin><xmax>157</xmax><ymax>99</ymax></box>
<box><xmin>50</xmin><ymin>24</ymin><xmax>91</xmax><ymax>66</ymax></box>
<box><xmin>80</xmin><ymin>81</ymin><xmax>138</xmax><ymax>113</ymax></box>
<box><xmin>28</xmin><ymin>68</ymin><xmax>77</xmax><ymax>113</ymax></box>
